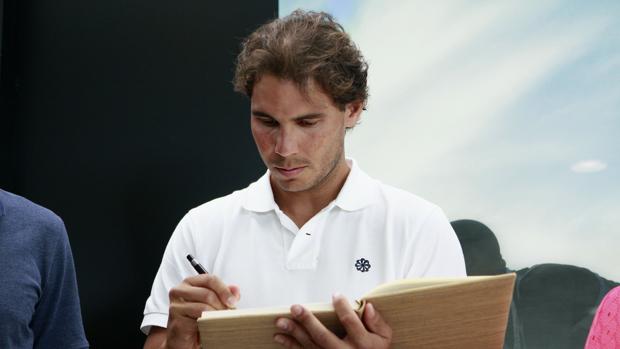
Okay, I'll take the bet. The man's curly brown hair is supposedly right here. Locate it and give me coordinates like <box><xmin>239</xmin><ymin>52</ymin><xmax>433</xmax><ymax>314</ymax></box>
<box><xmin>233</xmin><ymin>10</ymin><xmax>369</xmax><ymax>111</ymax></box>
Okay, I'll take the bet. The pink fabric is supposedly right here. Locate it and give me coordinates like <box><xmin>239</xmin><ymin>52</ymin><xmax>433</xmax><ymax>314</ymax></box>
<box><xmin>585</xmin><ymin>286</ymin><xmax>620</xmax><ymax>349</ymax></box>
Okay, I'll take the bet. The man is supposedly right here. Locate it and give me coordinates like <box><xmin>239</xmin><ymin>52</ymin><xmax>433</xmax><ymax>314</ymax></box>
<box><xmin>0</xmin><ymin>189</ymin><xmax>89</xmax><ymax>348</ymax></box>
<box><xmin>142</xmin><ymin>10</ymin><xmax>465</xmax><ymax>349</ymax></box>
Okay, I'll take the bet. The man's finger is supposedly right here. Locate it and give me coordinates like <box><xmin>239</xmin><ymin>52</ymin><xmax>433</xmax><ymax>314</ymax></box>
<box><xmin>274</xmin><ymin>333</ymin><xmax>303</xmax><ymax>349</ymax></box>
<box><xmin>275</xmin><ymin>317</ymin><xmax>317</xmax><ymax>349</ymax></box>
<box><xmin>185</xmin><ymin>274</ymin><xmax>238</xmax><ymax>308</ymax></box>
<box><xmin>228</xmin><ymin>284</ymin><xmax>241</xmax><ymax>302</ymax></box>
<box><xmin>169</xmin><ymin>300</ymin><xmax>217</xmax><ymax>319</ymax></box>
<box><xmin>290</xmin><ymin>305</ymin><xmax>341</xmax><ymax>348</ymax></box>
<box><xmin>362</xmin><ymin>302</ymin><xmax>392</xmax><ymax>340</ymax></box>
<box><xmin>332</xmin><ymin>293</ymin><xmax>369</xmax><ymax>345</ymax></box>
<box><xmin>168</xmin><ymin>283</ymin><xmax>227</xmax><ymax>310</ymax></box>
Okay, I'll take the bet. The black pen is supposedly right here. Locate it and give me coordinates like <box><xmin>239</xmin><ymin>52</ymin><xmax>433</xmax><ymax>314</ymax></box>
<box><xmin>187</xmin><ymin>253</ymin><xmax>237</xmax><ymax>309</ymax></box>
<box><xmin>186</xmin><ymin>254</ymin><xmax>208</xmax><ymax>274</ymax></box>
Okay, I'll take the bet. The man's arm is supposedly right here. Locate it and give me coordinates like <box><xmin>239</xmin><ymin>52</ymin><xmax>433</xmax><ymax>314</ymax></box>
<box><xmin>407</xmin><ymin>206</ymin><xmax>466</xmax><ymax>278</ymax></box>
<box><xmin>143</xmin><ymin>274</ymin><xmax>240</xmax><ymax>349</ymax></box>
<box><xmin>144</xmin><ymin>327</ymin><xmax>167</xmax><ymax>349</ymax></box>
<box><xmin>30</xmin><ymin>217</ymin><xmax>89</xmax><ymax>349</ymax></box>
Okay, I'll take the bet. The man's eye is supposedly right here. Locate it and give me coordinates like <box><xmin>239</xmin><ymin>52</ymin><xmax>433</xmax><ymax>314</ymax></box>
<box><xmin>298</xmin><ymin>120</ymin><xmax>317</xmax><ymax>127</ymax></box>
<box><xmin>259</xmin><ymin>118</ymin><xmax>278</xmax><ymax>127</ymax></box>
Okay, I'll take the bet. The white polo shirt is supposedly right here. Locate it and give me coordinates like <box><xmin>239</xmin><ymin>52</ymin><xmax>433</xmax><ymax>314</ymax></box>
<box><xmin>141</xmin><ymin>160</ymin><xmax>465</xmax><ymax>334</ymax></box>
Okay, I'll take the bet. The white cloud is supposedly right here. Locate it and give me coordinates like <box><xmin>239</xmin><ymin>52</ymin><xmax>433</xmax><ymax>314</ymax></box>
<box><xmin>570</xmin><ymin>160</ymin><xmax>608</xmax><ymax>173</ymax></box>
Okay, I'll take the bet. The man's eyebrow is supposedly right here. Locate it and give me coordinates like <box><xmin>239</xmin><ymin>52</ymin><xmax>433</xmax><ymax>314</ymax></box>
<box><xmin>251</xmin><ymin>110</ymin><xmax>325</xmax><ymax>120</ymax></box>
<box><xmin>251</xmin><ymin>110</ymin><xmax>274</xmax><ymax>118</ymax></box>
<box><xmin>293</xmin><ymin>113</ymin><xmax>324</xmax><ymax>120</ymax></box>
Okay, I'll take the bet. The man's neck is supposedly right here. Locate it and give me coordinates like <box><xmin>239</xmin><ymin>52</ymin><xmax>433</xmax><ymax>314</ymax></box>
<box><xmin>272</xmin><ymin>159</ymin><xmax>351</xmax><ymax>229</ymax></box>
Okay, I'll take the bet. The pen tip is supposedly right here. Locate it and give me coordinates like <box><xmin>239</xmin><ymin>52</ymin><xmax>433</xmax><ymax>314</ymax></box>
<box><xmin>186</xmin><ymin>254</ymin><xmax>193</xmax><ymax>262</ymax></box>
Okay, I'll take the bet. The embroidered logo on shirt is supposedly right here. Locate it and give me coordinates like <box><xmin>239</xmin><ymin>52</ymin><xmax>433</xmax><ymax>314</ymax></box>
<box><xmin>355</xmin><ymin>258</ymin><xmax>371</xmax><ymax>272</ymax></box>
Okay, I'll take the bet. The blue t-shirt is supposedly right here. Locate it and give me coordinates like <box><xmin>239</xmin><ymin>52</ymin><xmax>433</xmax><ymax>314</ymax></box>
<box><xmin>0</xmin><ymin>190</ymin><xmax>89</xmax><ymax>349</ymax></box>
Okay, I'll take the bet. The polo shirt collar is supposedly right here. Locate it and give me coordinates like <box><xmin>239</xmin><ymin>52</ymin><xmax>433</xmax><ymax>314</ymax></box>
<box><xmin>242</xmin><ymin>172</ymin><xmax>277</xmax><ymax>213</ymax></box>
<box><xmin>241</xmin><ymin>158</ymin><xmax>379</xmax><ymax>213</ymax></box>
<box><xmin>333</xmin><ymin>159</ymin><xmax>380</xmax><ymax>211</ymax></box>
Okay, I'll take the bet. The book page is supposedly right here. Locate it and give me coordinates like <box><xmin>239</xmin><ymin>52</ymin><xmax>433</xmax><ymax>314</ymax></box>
<box><xmin>200</xmin><ymin>301</ymin><xmax>357</xmax><ymax>320</ymax></box>
<box><xmin>362</xmin><ymin>275</ymin><xmax>496</xmax><ymax>298</ymax></box>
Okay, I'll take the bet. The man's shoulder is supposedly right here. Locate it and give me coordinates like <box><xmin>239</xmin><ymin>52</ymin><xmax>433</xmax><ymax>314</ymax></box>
<box><xmin>0</xmin><ymin>190</ymin><xmax>69</xmax><ymax>271</ymax></box>
<box><xmin>0</xmin><ymin>189</ymin><xmax>66</xmax><ymax>238</ymax></box>
<box><xmin>184</xmin><ymin>183</ymin><xmax>252</xmax><ymax>221</ymax></box>
<box><xmin>374</xmin><ymin>181</ymin><xmax>440</xmax><ymax>218</ymax></box>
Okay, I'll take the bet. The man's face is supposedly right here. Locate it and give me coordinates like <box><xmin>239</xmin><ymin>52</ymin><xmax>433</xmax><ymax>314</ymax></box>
<box><xmin>250</xmin><ymin>74</ymin><xmax>361</xmax><ymax>193</ymax></box>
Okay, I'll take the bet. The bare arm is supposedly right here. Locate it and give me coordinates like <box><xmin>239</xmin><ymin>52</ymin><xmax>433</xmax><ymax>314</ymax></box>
<box><xmin>143</xmin><ymin>327</ymin><xmax>167</xmax><ymax>349</ymax></box>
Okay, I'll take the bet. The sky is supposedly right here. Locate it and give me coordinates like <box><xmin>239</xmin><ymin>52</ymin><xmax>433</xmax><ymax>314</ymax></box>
<box><xmin>280</xmin><ymin>0</ymin><xmax>620</xmax><ymax>281</ymax></box>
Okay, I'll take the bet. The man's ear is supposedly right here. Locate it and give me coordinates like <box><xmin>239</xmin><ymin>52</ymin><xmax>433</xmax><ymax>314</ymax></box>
<box><xmin>344</xmin><ymin>100</ymin><xmax>364</xmax><ymax>129</ymax></box>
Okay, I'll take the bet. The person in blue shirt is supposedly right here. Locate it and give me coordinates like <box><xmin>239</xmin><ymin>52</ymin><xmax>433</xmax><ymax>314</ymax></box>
<box><xmin>0</xmin><ymin>189</ymin><xmax>89</xmax><ymax>349</ymax></box>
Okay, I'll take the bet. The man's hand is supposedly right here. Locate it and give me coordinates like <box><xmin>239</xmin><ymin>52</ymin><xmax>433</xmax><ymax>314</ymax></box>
<box><xmin>144</xmin><ymin>274</ymin><xmax>240</xmax><ymax>349</ymax></box>
<box><xmin>273</xmin><ymin>294</ymin><xmax>392</xmax><ymax>349</ymax></box>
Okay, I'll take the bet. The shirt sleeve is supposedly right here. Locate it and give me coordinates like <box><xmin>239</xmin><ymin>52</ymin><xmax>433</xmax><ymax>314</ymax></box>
<box><xmin>140</xmin><ymin>214</ymin><xmax>198</xmax><ymax>334</ymax></box>
<box><xmin>31</xmin><ymin>218</ymin><xmax>89</xmax><ymax>349</ymax></box>
<box><xmin>406</xmin><ymin>206</ymin><xmax>467</xmax><ymax>278</ymax></box>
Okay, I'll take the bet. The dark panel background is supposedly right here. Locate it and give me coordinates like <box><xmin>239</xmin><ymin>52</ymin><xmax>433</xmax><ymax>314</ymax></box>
<box><xmin>1</xmin><ymin>0</ymin><xmax>277</xmax><ymax>346</ymax></box>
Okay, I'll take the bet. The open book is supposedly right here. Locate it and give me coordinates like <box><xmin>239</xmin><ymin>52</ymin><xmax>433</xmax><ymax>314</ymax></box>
<box><xmin>197</xmin><ymin>273</ymin><xmax>516</xmax><ymax>348</ymax></box>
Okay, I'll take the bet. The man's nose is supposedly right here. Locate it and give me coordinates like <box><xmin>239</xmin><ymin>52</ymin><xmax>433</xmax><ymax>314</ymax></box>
<box><xmin>274</xmin><ymin>127</ymin><xmax>299</xmax><ymax>157</ymax></box>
